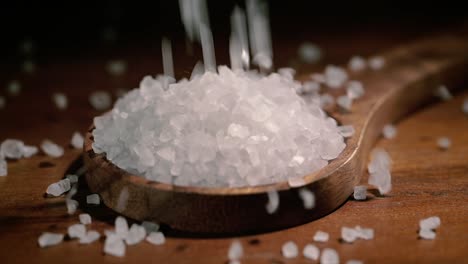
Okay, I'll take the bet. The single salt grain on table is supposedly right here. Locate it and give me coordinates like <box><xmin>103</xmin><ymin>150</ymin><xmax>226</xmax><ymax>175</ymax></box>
<box><xmin>338</xmin><ymin>125</ymin><xmax>355</xmax><ymax>138</ymax></box>
<box><xmin>0</xmin><ymin>96</ymin><xmax>5</xmax><ymax>108</ymax></box>
<box><xmin>228</xmin><ymin>240</ymin><xmax>243</xmax><ymax>261</ymax></box>
<box><xmin>435</xmin><ymin>85</ymin><xmax>452</xmax><ymax>101</ymax></box>
<box><xmin>22</xmin><ymin>145</ymin><xmax>38</xmax><ymax>158</ymax></box>
<box><xmin>7</xmin><ymin>80</ymin><xmax>21</xmax><ymax>96</ymax></box>
<box><xmin>52</xmin><ymin>93</ymin><xmax>68</xmax><ymax>110</ymax></box>
<box><xmin>66</xmin><ymin>199</ymin><xmax>79</xmax><ymax>215</ymax></box>
<box><xmin>146</xmin><ymin>232</ymin><xmax>166</xmax><ymax>245</ymax></box>
<box><xmin>104</xmin><ymin>234</ymin><xmax>126</xmax><ymax>257</ymax></box>
<box><xmin>46</xmin><ymin>179</ymin><xmax>71</xmax><ymax>197</ymax></box>
<box><xmin>324</xmin><ymin>65</ymin><xmax>348</xmax><ymax>89</ymax></box>
<box><xmin>107</xmin><ymin>60</ymin><xmax>127</xmax><ymax>76</ymax></box>
<box><xmin>353</xmin><ymin>185</ymin><xmax>367</xmax><ymax>200</ymax></box>
<box><xmin>382</xmin><ymin>124</ymin><xmax>397</xmax><ymax>139</ymax></box>
<box><xmin>68</xmin><ymin>224</ymin><xmax>86</xmax><ymax>239</ymax></box>
<box><xmin>266</xmin><ymin>190</ymin><xmax>279</xmax><ymax>214</ymax></box>
<box><xmin>313</xmin><ymin>230</ymin><xmax>329</xmax><ymax>242</ymax></box>
<box><xmin>125</xmin><ymin>224</ymin><xmax>146</xmax><ymax>245</ymax></box>
<box><xmin>367</xmin><ymin>148</ymin><xmax>392</xmax><ymax>194</ymax></box>
<box><xmin>420</xmin><ymin>216</ymin><xmax>441</xmax><ymax>230</ymax></box>
<box><xmin>348</xmin><ymin>56</ymin><xmax>366</xmax><ymax>72</ymax></box>
<box><xmin>0</xmin><ymin>159</ymin><xmax>7</xmax><ymax>177</ymax></box>
<box><xmin>115</xmin><ymin>216</ymin><xmax>129</xmax><ymax>238</ymax></box>
<box><xmin>142</xmin><ymin>221</ymin><xmax>159</xmax><ymax>235</ymax></box>
<box><xmin>281</xmin><ymin>241</ymin><xmax>299</xmax><ymax>258</ymax></box>
<box><xmin>355</xmin><ymin>226</ymin><xmax>374</xmax><ymax>240</ymax></box>
<box><xmin>437</xmin><ymin>137</ymin><xmax>451</xmax><ymax>150</ymax></box>
<box><xmin>321</xmin><ymin>248</ymin><xmax>339</xmax><ymax>264</ymax></box>
<box><xmin>419</xmin><ymin>228</ymin><xmax>436</xmax><ymax>240</ymax></box>
<box><xmin>303</xmin><ymin>244</ymin><xmax>319</xmax><ymax>261</ymax></box>
<box><xmin>337</xmin><ymin>95</ymin><xmax>353</xmax><ymax>112</ymax></box>
<box><xmin>1</xmin><ymin>139</ymin><xmax>25</xmax><ymax>159</ymax></box>
<box><xmin>79</xmin><ymin>230</ymin><xmax>100</xmax><ymax>244</ymax></box>
<box><xmin>341</xmin><ymin>227</ymin><xmax>358</xmax><ymax>243</ymax></box>
<box><xmin>89</xmin><ymin>91</ymin><xmax>112</xmax><ymax>110</ymax></box>
<box><xmin>298</xmin><ymin>42</ymin><xmax>322</xmax><ymax>64</ymax></box>
<box><xmin>66</xmin><ymin>174</ymin><xmax>79</xmax><ymax>184</ymax></box>
<box><xmin>38</xmin><ymin>232</ymin><xmax>64</xmax><ymax>248</ymax></box>
<box><xmin>79</xmin><ymin>213</ymin><xmax>92</xmax><ymax>225</ymax></box>
<box><xmin>70</xmin><ymin>132</ymin><xmax>84</xmax><ymax>149</ymax></box>
<box><xmin>298</xmin><ymin>188</ymin><xmax>315</xmax><ymax>209</ymax></box>
<box><xmin>346</xmin><ymin>81</ymin><xmax>365</xmax><ymax>99</ymax></box>
<box><xmin>86</xmin><ymin>194</ymin><xmax>100</xmax><ymax>205</ymax></box>
<box><xmin>347</xmin><ymin>260</ymin><xmax>364</xmax><ymax>264</ymax></box>
<box><xmin>368</xmin><ymin>56</ymin><xmax>385</xmax><ymax>70</ymax></box>
<box><xmin>41</xmin><ymin>139</ymin><xmax>64</xmax><ymax>158</ymax></box>
<box><xmin>23</xmin><ymin>60</ymin><xmax>36</xmax><ymax>74</ymax></box>
<box><xmin>462</xmin><ymin>99</ymin><xmax>468</xmax><ymax>114</ymax></box>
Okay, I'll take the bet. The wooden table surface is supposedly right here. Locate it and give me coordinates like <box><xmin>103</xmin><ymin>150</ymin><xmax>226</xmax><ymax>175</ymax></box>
<box><xmin>0</xmin><ymin>27</ymin><xmax>467</xmax><ymax>264</ymax></box>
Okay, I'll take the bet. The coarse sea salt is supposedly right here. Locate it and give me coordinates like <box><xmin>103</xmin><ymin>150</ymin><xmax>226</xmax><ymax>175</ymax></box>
<box><xmin>313</xmin><ymin>230</ymin><xmax>329</xmax><ymax>242</ymax></box>
<box><xmin>266</xmin><ymin>190</ymin><xmax>279</xmax><ymax>214</ymax></box>
<box><xmin>368</xmin><ymin>56</ymin><xmax>385</xmax><ymax>70</ymax></box>
<box><xmin>437</xmin><ymin>137</ymin><xmax>451</xmax><ymax>150</ymax></box>
<box><xmin>79</xmin><ymin>230</ymin><xmax>100</xmax><ymax>244</ymax></box>
<box><xmin>66</xmin><ymin>199</ymin><xmax>79</xmax><ymax>215</ymax></box>
<box><xmin>419</xmin><ymin>216</ymin><xmax>441</xmax><ymax>230</ymax></box>
<box><xmin>38</xmin><ymin>232</ymin><xmax>64</xmax><ymax>248</ymax></box>
<box><xmin>46</xmin><ymin>178</ymin><xmax>71</xmax><ymax>196</ymax></box>
<box><xmin>435</xmin><ymin>85</ymin><xmax>452</xmax><ymax>101</ymax></box>
<box><xmin>338</xmin><ymin>125</ymin><xmax>355</xmax><ymax>138</ymax></box>
<box><xmin>104</xmin><ymin>234</ymin><xmax>126</xmax><ymax>257</ymax></box>
<box><xmin>419</xmin><ymin>228</ymin><xmax>436</xmax><ymax>240</ymax></box>
<box><xmin>353</xmin><ymin>185</ymin><xmax>367</xmax><ymax>200</ymax></box>
<box><xmin>89</xmin><ymin>91</ymin><xmax>112</xmax><ymax>111</ymax></box>
<box><xmin>0</xmin><ymin>159</ymin><xmax>7</xmax><ymax>177</ymax></box>
<box><xmin>79</xmin><ymin>213</ymin><xmax>92</xmax><ymax>225</ymax></box>
<box><xmin>298</xmin><ymin>188</ymin><xmax>315</xmax><ymax>209</ymax></box>
<box><xmin>347</xmin><ymin>260</ymin><xmax>363</xmax><ymax>264</ymax></box>
<box><xmin>346</xmin><ymin>81</ymin><xmax>365</xmax><ymax>99</ymax></box>
<box><xmin>86</xmin><ymin>194</ymin><xmax>100</xmax><ymax>205</ymax></box>
<box><xmin>348</xmin><ymin>56</ymin><xmax>366</xmax><ymax>72</ymax></box>
<box><xmin>41</xmin><ymin>139</ymin><xmax>64</xmax><ymax>158</ymax></box>
<box><xmin>281</xmin><ymin>241</ymin><xmax>299</xmax><ymax>258</ymax></box>
<box><xmin>71</xmin><ymin>132</ymin><xmax>84</xmax><ymax>149</ymax></box>
<box><xmin>367</xmin><ymin>148</ymin><xmax>392</xmax><ymax>194</ymax></box>
<box><xmin>382</xmin><ymin>124</ymin><xmax>397</xmax><ymax>139</ymax></box>
<box><xmin>1</xmin><ymin>139</ymin><xmax>24</xmax><ymax>159</ymax></box>
<box><xmin>462</xmin><ymin>99</ymin><xmax>468</xmax><ymax>114</ymax></box>
<box><xmin>68</xmin><ymin>224</ymin><xmax>86</xmax><ymax>239</ymax></box>
<box><xmin>228</xmin><ymin>240</ymin><xmax>243</xmax><ymax>261</ymax></box>
<box><xmin>298</xmin><ymin>42</ymin><xmax>322</xmax><ymax>64</ymax></box>
<box><xmin>341</xmin><ymin>226</ymin><xmax>359</xmax><ymax>243</ymax></box>
<box><xmin>52</xmin><ymin>93</ymin><xmax>68</xmax><ymax>110</ymax></box>
<box><xmin>92</xmin><ymin>66</ymin><xmax>345</xmax><ymax>187</ymax></box>
<box><xmin>321</xmin><ymin>248</ymin><xmax>339</xmax><ymax>264</ymax></box>
<box><xmin>107</xmin><ymin>60</ymin><xmax>127</xmax><ymax>76</ymax></box>
<box><xmin>302</xmin><ymin>244</ymin><xmax>319</xmax><ymax>261</ymax></box>
<box><xmin>125</xmin><ymin>224</ymin><xmax>146</xmax><ymax>245</ymax></box>
<box><xmin>324</xmin><ymin>65</ymin><xmax>348</xmax><ymax>89</ymax></box>
<box><xmin>146</xmin><ymin>231</ymin><xmax>165</xmax><ymax>245</ymax></box>
<box><xmin>141</xmin><ymin>221</ymin><xmax>160</xmax><ymax>235</ymax></box>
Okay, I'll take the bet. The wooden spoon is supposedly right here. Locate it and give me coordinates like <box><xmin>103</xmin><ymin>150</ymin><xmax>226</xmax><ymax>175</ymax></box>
<box><xmin>84</xmin><ymin>33</ymin><xmax>468</xmax><ymax>234</ymax></box>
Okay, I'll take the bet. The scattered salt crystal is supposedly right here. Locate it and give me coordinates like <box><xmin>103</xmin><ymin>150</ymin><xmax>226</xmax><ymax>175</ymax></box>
<box><xmin>382</xmin><ymin>124</ymin><xmax>397</xmax><ymax>139</ymax></box>
<box><xmin>70</xmin><ymin>132</ymin><xmax>84</xmax><ymax>149</ymax></box>
<box><xmin>228</xmin><ymin>123</ymin><xmax>250</xmax><ymax>139</ymax></box>
<box><xmin>115</xmin><ymin>187</ymin><xmax>129</xmax><ymax>213</ymax></box>
<box><xmin>435</xmin><ymin>85</ymin><xmax>452</xmax><ymax>101</ymax></box>
<box><xmin>107</xmin><ymin>60</ymin><xmax>127</xmax><ymax>76</ymax></box>
<box><xmin>38</xmin><ymin>232</ymin><xmax>64</xmax><ymax>248</ymax></box>
<box><xmin>298</xmin><ymin>188</ymin><xmax>315</xmax><ymax>209</ymax></box>
<box><xmin>302</xmin><ymin>81</ymin><xmax>320</xmax><ymax>94</ymax></box>
<box><xmin>200</xmin><ymin>23</ymin><xmax>217</xmax><ymax>72</ymax></box>
<box><xmin>115</xmin><ymin>88</ymin><xmax>128</xmax><ymax>98</ymax></box>
<box><xmin>22</xmin><ymin>145</ymin><xmax>38</xmax><ymax>158</ymax></box>
<box><xmin>313</xmin><ymin>231</ymin><xmax>329</xmax><ymax>242</ymax></box>
<box><xmin>341</xmin><ymin>226</ymin><xmax>358</xmax><ymax>243</ymax></box>
<box><xmin>23</xmin><ymin>60</ymin><xmax>36</xmax><ymax>74</ymax></box>
<box><xmin>353</xmin><ymin>185</ymin><xmax>367</xmax><ymax>200</ymax></box>
<box><xmin>355</xmin><ymin>226</ymin><xmax>374</xmax><ymax>240</ymax></box>
<box><xmin>228</xmin><ymin>240</ymin><xmax>243</xmax><ymax>261</ymax></box>
<box><xmin>86</xmin><ymin>194</ymin><xmax>100</xmax><ymax>205</ymax></box>
<box><xmin>346</xmin><ymin>81</ymin><xmax>365</xmax><ymax>99</ymax></box>
<box><xmin>324</xmin><ymin>65</ymin><xmax>348</xmax><ymax>89</ymax></box>
<box><xmin>281</xmin><ymin>241</ymin><xmax>299</xmax><ymax>258</ymax></box>
<box><xmin>348</xmin><ymin>56</ymin><xmax>366</xmax><ymax>72</ymax></box>
<box><xmin>141</xmin><ymin>221</ymin><xmax>160</xmax><ymax>235</ymax></box>
<box><xmin>46</xmin><ymin>179</ymin><xmax>71</xmax><ymax>197</ymax></box>
<box><xmin>66</xmin><ymin>174</ymin><xmax>79</xmax><ymax>184</ymax></box>
<box><xmin>125</xmin><ymin>224</ymin><xmax>146</xmax><ymax>245</ymax></box>
<box><xmin>437</xmin><ymin>137</ymin><xmax>451</xmax><ymax>150</ymax></box>
<box><xmin>337</xmin><ymin>95</ymin><xmax>353</xmax><ymax>112</ymax></box>
<box><xmin>347</xmin><ymin>260</ymin><xmax>363</xmax><ymax>264</ymax></box>
<box><xmin>146</xmin><ymin>231</ymin><xmax>165</xmax><ymax>245</ymax></box>
<box><xmin>115</xmin><ymin>216</ymin><xmax>129</xmax><ymax>238</ymax></box>
<box><xmin>79</xmin><ymin>230</ymin><xmax>100</xmax><ymax>244</ymax></box>
<box><xmin>66</xmin><ymin>199</ymin><xmax>79</xmax><ymax>215</ymax></box>
<box><xmin>419</xmin><ymin>216</ymin><xmax>441</xmax><ymax>230</ymax></box>
<box><xmin>229</xmin><ymin>260</ymin><xmax>241</xmax><ymax>264</ymax></box>
<box><xmin>462</xmin><ymin>99</ymin><xmax>468</xmax><ymax>114</ymax></box>
<box><xmin>68</xmin><ymin>224</ymin><xmax>86</xmax><ymax>239</ymax></box>
<box><xmin>367</xmin><ymin>148</ymin><xmax>392</xmax><ymax>194</ymax></box>
<box><xmin>278</xmin><ymin>67</ymin><xmax>296</xmax><ymax>79</ymax></box>
<box><xmin>89</xmin><ymin>91</ymin><xmax>112</xmax><ymax>110</ymax></box>
<box><xmin>0</xmin><ymin>96</ymin><xmax>5</xmax><ymax>108</ymax></box>
<box><xmin>338</xmin><ymin>125</ymin><xmax>355</xmax><ymax>138</ymax></box>
<box><xmin>0</xmin><ymin>159</ymin><xmax>7</xmax><ymax>177</ymax></box>
<box><xmin>310</xmin><ymin>73</ymin><xmax>326</xmax><ymax>83</ymax></box>
<box><xmin>303</xmin><ymin>244</ymin><xmax>319</xmax><ymax>260</ymax></box>
<box><xmin>419</xmin><ymin>228</ymin><xmax>436</xmax><ymax>240</ymax></box>
<box><xmin>52</xmin><ymin>93</ymin><xmax>68</xmax><ymax>110</ymax></box>
<box><xmin>7</xmin><ymin>80</ymin><xmax>21</xmax><ymax>96</ymax></box>
<box><xmin>104</xmin><ymin>234</ymin><xmax>126</xmax><ymax>257</ymax></box>
<box><xmin>79</xmin><ymin>213</ymin><xmax>92</xmax><ymax>225</ymax></box>
<box><xmin>319</xmin><ymin>93</ymin><xmax>335</xmax><ymax>108</ymax></box>
<box><xmin>266</xmin><ymin>190</ymin><xmax>279</xmax><ymax>214</ymax></box>
<box><xmin>368</xmin><ymin>56</ymin><xmax>385</xmax><ymax>70</ymax></box>
<box><xmin>288</xmin><ymin>177</ymin><xmax>306</xmax><ymax>187</ymax></box>
<box><xmin>190</xmin><ymin>61</ymin><xmax>205</xmax><ymax>80</ymax></box>
<box><xmin>40</xmin><ymin>139</ymin><xmax>64</xmax><ymax>158</ymax></box>
<box><xmin>320</xmin><ymin>248</ymin><xmax>339</xmax><ymax>264</ymax></box>
<box><xmin>1</xmin><ymin>139</ymin><xmax>25</xmax><ymax>159</ymax></box>
<box><xmin>298</xmin><ymin>42</ymin><xmax>322</xmax><ymax>64</ymax></box>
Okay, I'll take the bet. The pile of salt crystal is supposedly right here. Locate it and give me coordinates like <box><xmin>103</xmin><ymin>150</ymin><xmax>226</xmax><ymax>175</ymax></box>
<box><xmin>419</xmin><ymin>216</ymin><xmax>440</xmax><ymax>240</ymax></box>
<box><xmin>382</xmin><ymin>124</ymin><xmax>397</xmax><ymax>139</ymax></box>
<box><xmin>52</xmin><ymin>93</ymin><xmax>68</xmax><ymax>110</ymax></box>
<box><xmin>92</xmin><ymin>66</ymin><xmax>345</xmax><ymax>188</ymax></box>
<box><xmin>281</xmin><ymin>241</ymin><xmax>299</xmax><ymax>258</ymax></box>
<box><xmin>367</xmin><ymin>148</ymin><xmax>392</xmax><ymax>195</ymax></box>
<box><xmin>41</xmin><ymin>139</ymin><xmax>64</xmax><ymax>158</ymax></box>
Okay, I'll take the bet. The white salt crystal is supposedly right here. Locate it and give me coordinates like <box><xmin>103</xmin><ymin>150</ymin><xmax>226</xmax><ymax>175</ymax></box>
<box><xmin>278</xmin><ymin>68</ymin><xmax>296</xmax><ymax>79</ymax></box>
<box><xmin>355</xmin><ymin>226</ymin><xmax>374</xmax><ymax>240</ymax></box>
<box><xmin>353</xmin><ymin>185</ymin><xmax>367</xmax><ymax>200</ymax></box>
<box><xmin>52</xmin><ymin>93</ymin><xmax>68</xmax><ymax>110</ymax></box>
<box><xmin>125</xmin><ymin>224</ymin><xmax>146</xmax><ymax>245</ymax></box>
<box><xmin>23</xmin><ymin>60</ymin><xmax>36</xmax><ymax>74</ymax></box>
<box><xmin>71</xmin><ymin>132</ymin><xmax>84</xmax><ymax>149</ymax></box>
<box><xmin>419</xmin><ymin>216</ymin><xmax>441</xmax><ymax>230</ymax></box>
<box><xmin>161</xmin><ymin>37</ymin><xmax>175</xmax><ymax>78</ymax></box>
<box><xmin>266</xmin><ymin>190</ymin><xmax>279</xmax><ymax>214</ymax></box>
<box><xmin>348</xmin><ymin>56</ymin><xmax>366</xmax><ymax>72</ymax></box>
<box><xmin>382</xmin><ymin>124</ymin><xmax>397</xmax><ymax>139</ymax></box>
<box><xmin>79</xmin><ymin>213</ymin><xmax>92</xmax><ymax>225</ymax></box>
<box><xmin>462</xmin><ymin>99</ymin><xmax>468</xmax><ymax>114</ymax></box>
<box><xmin>419</xmin><ymin>228</ymin><xmax>436</xmax><ymax>240</ymax></box>
<box><xmin>68</xmin><ymin>224</ymin><xmax>86</xmax><ymax>239</ymax></box>
<box><xmin>310</xmin><ymin>73</ymin><xmax>326</xmax><ymax>83</ymax></box>
<box><xmin>230</xmin><ymin>6</ymin><xmax>249</xmax><ymax>70</ymax></box>
<box><xmin>0</xmin><ymin>96</ymin><xmax>5</xmax><ymax>108</ymax></box>
<box><xmin>298</xmin><ymin>188</ymin><xmax>315</xmax><ymax>209</ymax></box>
<box><xmin>324</xmin><ymin>65</ymin><xmax>348</xmax><ymax>89</ymax></box>
<box><xmin>146</xmin><ymin>231</ymin><xmax>165</xmax><ymax>245</ymax></box>
<box><xmin>0</xmin><ymin>159</ymin><xmax>7</xmax><ymax>177</ymax></box>
<box><xmin>302</xmin><ymin>81</ymin><xmax>320</xmax><ymax>94</ymax></box>
<box><xmin>115</xmin><ymin>187</ymin><xmax>129</xmax><ymax>213</ymax></box>
<box><xmin>288</xmin><ymin>177</ymin><xmax>306</xmax><ymax>187</ymax></box>
<box><xmin>281</xmin><ymin>241</ymin><xmax>299</xmax><ymax>258</ymax></box>
<box><xmin>435</xmin><ymin>85</ymin><xmax>452</xmax><ymax>101</ymax></box>
<box><xmin>1</xmin><ymin>139</ymin><xmax>25</xmax><ymax>159</ymax></box>
<box><xmin>89</xmin><ymin>91</ymin><xmax>112</xmax><ymax>110</ymax></box>
<box><xmin>341</xmin><ymin>226</ymin><xmax>358</xmax><ymax>243</ymax></box>
<box><xmin>229</xmin><ymin>261</ymin><xmax>241</xmax><ymax>264</ymax></box>
<box><xmin>190</xmin><ymin>61</ymin><xmax>205</xmax><ymax>80</ymax></box>
<box><xmin>115</xmin><ymin>216</ymin><xmax>129</xmax><ymax>238</ymax></box>
<box><xmin>368</xmin><ymin>148</ymin><xmax>392</xmax><ymax>194</ymax></box>
<box><xmin>337</xmin><ymin>95</ymin><xmax>353</xmax><ymax>112</ymax></box>
<box><xmin>38</xmin><ymin>232</ymin><xmax>64</xmax><ymax>248</ymax></box>
<box><xmin>66</xmin><ymin>199</ymin><xmax>79</xmax><ymax>215</ymax></box>
<box><xmin>7</xmin><ymin>80</ymin><xmax>21</xmax><ymax>96</ymax></box>
<box><xmin>303</xmin><ymin>244</ymin><xmax>319</xmax><ymax>261</ymax></box>
<box><xmin>437</xmin><ymin>137</ymin><xmax>451</xmax><ymax>150</ymax></box>
<box><xmin>46</xmin><ymin>179</ymin><xmax>71</xmax><ymax>196</ymax></box>
<box><xmin>313</xmin><ymin>231</ymin><xmax>329</xmax><ymax>242</ymax></box>
<box><xmin>298</xmin><ymin>42</ymin><xmax>322</xmax><ymax>64</ymax></box>
<box><xmin>338</xmin><ymin>125</ymin><xmax>355</xmax><ymax>138</ymax></box>
<box><xmin>22</xmin><ymin>145</ymin><xmax>38</xmax><ymax>158</ymax></box>
<box><xmin>66</xmin><ymin>174</ymin><xmax>79</xmax><ymax>184</ymax></box>
<box><xmin>228</xmin><ymin>240</ymin><xmax>243</xmax><ymax>261</ymax></box>
<box><xmin>320</xmin><ymin>93</ymin><xmax>335</xmax><ymax>108</ymax></box>
<box><xmin>40</xmin><ymin>139</ymin><xmax>64</xmax><ymax>158</ymax></box>
<box><xmin>368</xmin><ymin>56</ymin><xmax>385</xmax><ymax>70</ymax></box>
<box><xmin>200</xmin><ymin>23</ymin><xmax>217</xmax><ymax>73</ymax></box>
<box><xmin>104</xmin><ymin>234</ymin><xmax>126</xmax><ymax>257</ymax></box>
<box><xmin>321</xmin><ymin>248</ymin><xmax>339</xmax><ymax>264</ymax></box>
<box><xmin>228</xmin><ymin>123</ymin><xmax>250</xmax><ymax>139</ymax></box>
<box><xmin>347</xmin><ymin>260</ymin><xmax>363</xmax><ymax>264</ymax></box>
<box><xmin>86</xmin><ymin>194</ymin><xmax>100</xmax><ymax>205</ymax></box>
<box><xmin>79</xmin><ymin>230</ymin><xmax>100</xmax><ymax>244</ymax></box>
<box><xmin>107</xmin><ymin>60</ymin><xmax>127</xmax><ymax>76</ymax></box>
<box><xmin>346</xmin><ymin>81</ymin><xmax>365</xmax><ymax>99</ymax></box>
<box><xmin>142</xmin><ymin>221</ymin><xmax>160</xmax><ymax>235</ymax></box>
